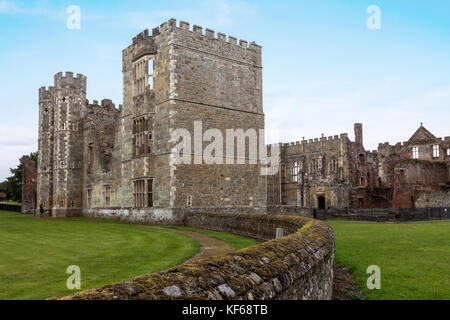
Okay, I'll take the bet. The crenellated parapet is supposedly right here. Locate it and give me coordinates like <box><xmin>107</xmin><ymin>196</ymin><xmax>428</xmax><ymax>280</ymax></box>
<box><xmin>272</xmin><ymin>132</ymin><xmax>350</xmax><ymax>151</ymax></box>
<box><xmin>124</xmin><ymin>18</ymin><xmax>262</xmax><ymax>57</ymax></box>
<box><xmin>54</xmin><ymin>72</ymin><xmax>87</xmax><ymax>93</ymax></box>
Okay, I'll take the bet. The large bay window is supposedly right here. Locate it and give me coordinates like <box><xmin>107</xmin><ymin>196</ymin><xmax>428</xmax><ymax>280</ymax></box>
<box><xmin>132</xmin><ymin>117</ymin><xmax>153</xmax><ymax>156</ymax></box>
<box><xmin>133</xmin><ymin>178</ymin><xmax>154</xmax><ymax>208</ymax></box>
<box><xmin>133</xmin><ymin>56</ymin><xmax>154</xmax><ymax>96</ymax></box>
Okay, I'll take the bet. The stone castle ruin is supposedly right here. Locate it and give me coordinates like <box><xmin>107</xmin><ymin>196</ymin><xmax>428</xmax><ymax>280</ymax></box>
<box><xmin>33</xmin><ymin>19</ymin><xmax>450</xmax><ymax>221</ymax></box>
<box><xmin>36</xmin><ymin>19</ymin><xmax>266</xmax><ymax>221</ymax></box>
<box><xmin>268</xmin><ymin>123</ymin><xmax>450</xmax><ymax>210</ymax></box>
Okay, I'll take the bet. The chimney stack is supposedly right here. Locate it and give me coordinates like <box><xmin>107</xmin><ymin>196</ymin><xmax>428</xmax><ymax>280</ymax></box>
<box><xmin>354</xmin><ymin>123</ymin><xmax>363</xmax><ymax>147</ymax></box>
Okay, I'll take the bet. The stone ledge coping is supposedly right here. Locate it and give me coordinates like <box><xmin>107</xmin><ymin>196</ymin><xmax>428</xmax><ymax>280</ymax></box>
<box><xmin>58</xmin><ymin>213</ymin><xmax>335</xmax><ymax>300</ymax></box>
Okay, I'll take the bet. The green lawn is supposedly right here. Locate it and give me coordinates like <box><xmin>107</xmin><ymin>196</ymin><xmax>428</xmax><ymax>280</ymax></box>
<box><xmin>0</xmin><ymin>200</ymin><xmax>21</xmax><ymax>205</ymax></box>
<box><xmin>0</xmin><ymin>211</ymin><xmax>201</xmax><ymax>300</ymax></box>
<box><xmin>166</xmin><ymin>225</ymin><xmax>261</xmax><ymax>250</ymax></box>
<box><xmin>327</xmin><ymin>220</ymin><xmax>450</xmax><ymax>300</ymax></box>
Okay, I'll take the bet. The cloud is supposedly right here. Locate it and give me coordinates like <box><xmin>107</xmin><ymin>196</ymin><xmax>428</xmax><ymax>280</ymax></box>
<box><xmin>0</xmin><ymin>0</ymin><xmax>63</xmax><ymax>17</ymax></box>
<box><xmin>0</xmin><ymin>125</ymin><xmax>37</xmax><ymax>147</ymax></box>
<box><xmin>0</xmin><ymin>0</ymin><xmax>17</xmax><ymax>13</ymax></box>
<box><xmin>0</xmin><ymin>125</ymin><xmax>37</xmax><ymax>181</ymax></box>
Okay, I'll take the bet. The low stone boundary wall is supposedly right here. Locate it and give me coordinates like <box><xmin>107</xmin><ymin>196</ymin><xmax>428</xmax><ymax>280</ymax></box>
<box><xmin>318</xmin><ymin>207</ymin><xmax>450</xmax><ymax>222</ymax></box>
<box><xmin>267</xmin><ymin>205</ymin><xmax>313</xmax><ymax>217</ymax></box>
<box><xmin>0</xmin><ymin>203</ymin><xmax>22</xmax><ymax>212</ymax></box>
<box><xmin>60</xmin><ymin>213</ymin><xmax>335</xmax><ymax>300</ymax></box>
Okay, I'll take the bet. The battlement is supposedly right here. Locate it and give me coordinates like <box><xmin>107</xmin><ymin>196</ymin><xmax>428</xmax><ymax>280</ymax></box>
<box><xmin>54</xmin><ymin>72</ymin><xmax>87</xmax><ymax>92</ymax></box>
<box><xmin>87</xmin><ymin>99</ymin><xmax>117</xmax><ymax>110</ymax></box>
<box><xmin>128</xmin><ymin>18</ymin><xmax>261</xmax><ymax>53</ymax></box>
<box><xmin>269</xmin><ymin>132</ymin><xmax>350</xmax><ymax>150</ymax></box>
<box><xmin>39</xmin><ymin>86</ymin><xmax>55</xmax><ymax>93</ymax></box>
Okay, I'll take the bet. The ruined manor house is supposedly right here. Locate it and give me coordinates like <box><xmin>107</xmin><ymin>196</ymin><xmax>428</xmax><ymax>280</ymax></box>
<box><xmin>29</xmin><ymin>19</ymin><xmax>450</xmax><ymax>218</ymax></box>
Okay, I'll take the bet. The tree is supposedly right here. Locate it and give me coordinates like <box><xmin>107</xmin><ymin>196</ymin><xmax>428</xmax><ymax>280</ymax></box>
<box><xmin>0</xmin><ymin>152</ymin><xmax>37</xmax><ymax>202</ymax></box>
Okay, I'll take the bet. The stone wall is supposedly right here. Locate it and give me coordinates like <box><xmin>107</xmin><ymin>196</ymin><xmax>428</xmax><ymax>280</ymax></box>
<box><xmin>59</xmin><ymin>213</ymin><xmax>335</xmax><ymax>300</ymax></box>
<box><xmin>317</xmin><ymin>207</ymin><xmax>450</xmax><ymax>222</ymax></box>
<box><xmin>21</xmin><ymin>156</ymin><xmax>37</xmax><ymax>214</ymax></box>
<box><xmin>267</xmin><ymin>205</ymin><xmax>313</xmax><ymax>217</ymax></box>
<box><xmin>415</xmin><ymin>190</ymin><xmax>450</xmax><ymax>208</ymax></box>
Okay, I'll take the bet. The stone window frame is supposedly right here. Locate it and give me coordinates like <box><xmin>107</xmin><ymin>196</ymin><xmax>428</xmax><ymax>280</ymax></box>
<box><xmin>104</xmin><ymin>185</ymin><xmax>111</xmax><ymax>208</ymax></box>
<box><xmin>412</xmin><ymin>146</ymin><xmax>419</xmax><ymax>159</ymax></box>
<box><xmin>309</xmin><ymin>159</ymin><xmax>318</xmax><ymax>175</ymax></box>
<box><xmin>432</xmin><ymin>145</ymin><xmax>439</xmax><ymax>158</ymax></box>
<box><xmin>291</xmin><ymin>161</ymin><xmax>299</xmax><ymax>183</ymax></box>
<box><xmin>447</xmin><ymin>148</ymin><xmax>450</xmax><ymax>156</ymax></box>
<box><xmin>329</xmin><ymin>158</ymin><xmax>338</xmax><ymax>174</ymax></box>
<box><xmin>87</xmin><ymin>143</ymin><xmax>94</xmax><ymax>169</ymax></box>
<box><xmin>132</xmin><ymin>116</ymin><xmax>153</xmax><ymax>157</ymax></box>
<box><xmin>132</xmin><ymin>55</ymin><xmax>154</xmax><ymax>96</ymax></box>
<box><xmin>133</xmin><ymin>178</ymin><xmax>154</xmax><ymax>208</ymax></box>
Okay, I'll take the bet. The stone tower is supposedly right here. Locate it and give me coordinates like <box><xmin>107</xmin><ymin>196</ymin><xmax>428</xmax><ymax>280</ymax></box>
<box><xmin>37</xmin><ymin>72</ymin><xmax>87</xmax><ymax>217</ymax></box>
<box><xmin>37</xmin><ymin>19</ymin><xmax>267</xmax><ymax>223</ymax></box>
<box><xmin>120</xmin><ymin>19</ymin><xmax>266</xmax><ymax>221</ymax></box>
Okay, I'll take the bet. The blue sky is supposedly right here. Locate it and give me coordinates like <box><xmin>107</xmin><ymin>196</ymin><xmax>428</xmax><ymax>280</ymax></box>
<box><xmin>0</xmin><ymin>0</ymin><xmax>449</xmax><ymax>180</ymax></box>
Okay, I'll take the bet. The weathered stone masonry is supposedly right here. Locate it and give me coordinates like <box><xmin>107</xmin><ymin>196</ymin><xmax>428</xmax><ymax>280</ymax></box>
<box><xmin>268</xmin><ymin>123</ymin><xmax>450</xmax><ymax>210</ymax></box>
<box><xmin>59</xmin><ymin>213</ymin><xmax>335</xmax><ymax>300</ymax></box>
<box><xmin>37</xmin><ymin>19</ymin><xmax>266</xmax><ymax>220</ymax></box>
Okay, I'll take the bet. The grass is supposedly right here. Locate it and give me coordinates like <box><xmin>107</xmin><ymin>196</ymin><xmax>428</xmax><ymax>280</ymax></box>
<box><xmin>165</xmin><ymin>225</ymin><xmax>261</xmax><ymax>250</ymax></box>
<box><xmin>0</xmin><ymin>211</ymin><xmax>201</xmax><ymax>300</ymax></box>
<box><xmin>327</xmin><ymin>220</ymin><xmax>450</xmax><ymax>300</ymax></box>
<box><xmin>0</xmin><ymin>200</ymin><xmax>21</xmax><ymax>205</ymax></box>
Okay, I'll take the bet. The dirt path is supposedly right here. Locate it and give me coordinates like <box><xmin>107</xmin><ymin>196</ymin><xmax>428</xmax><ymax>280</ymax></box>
<box><xmin>146</xmin><ymin>226</ymin><xmax>234</xmax><ymax>264</ymax></box>
<box><xmin>332</xmin><ymin>263</ymin><xmax>365</xmax><ymax>300</ymax></box>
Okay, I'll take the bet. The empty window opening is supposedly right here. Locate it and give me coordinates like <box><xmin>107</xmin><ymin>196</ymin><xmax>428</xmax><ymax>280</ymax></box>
<box><xmin>433</xmin><ymin>145</ymin><xmax>439</xmax><ymax>158</ymax></box>
<box><xmin>359</xmin><ymin>154</ymin><xmax>365</xmax><ymax>163</ymax></box>
<box><xmin>133</xmin><ymin>117</ymin><xmax>153</xmax><ymax>156</ymax></box>
<box><xmin>291</xmin><ymin>161</ymin><xmax>299</xmax><ymax>183</ymax></box>
<box><xmin>412</xmin><ymin>147</ymin><xmax>419</xmax><ymax>159</ymax></box>
<box><xmin>133</xmin><ymin>57</ymin><xmax>154</xmax><ymax>96</ymax></box>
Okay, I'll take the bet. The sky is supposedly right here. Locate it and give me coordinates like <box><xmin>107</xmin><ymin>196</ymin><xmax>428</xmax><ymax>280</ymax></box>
<box><xmin>0</xmin><ymin>0</ymin><xmax>449</xmax><ymax>180</ymax></box>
